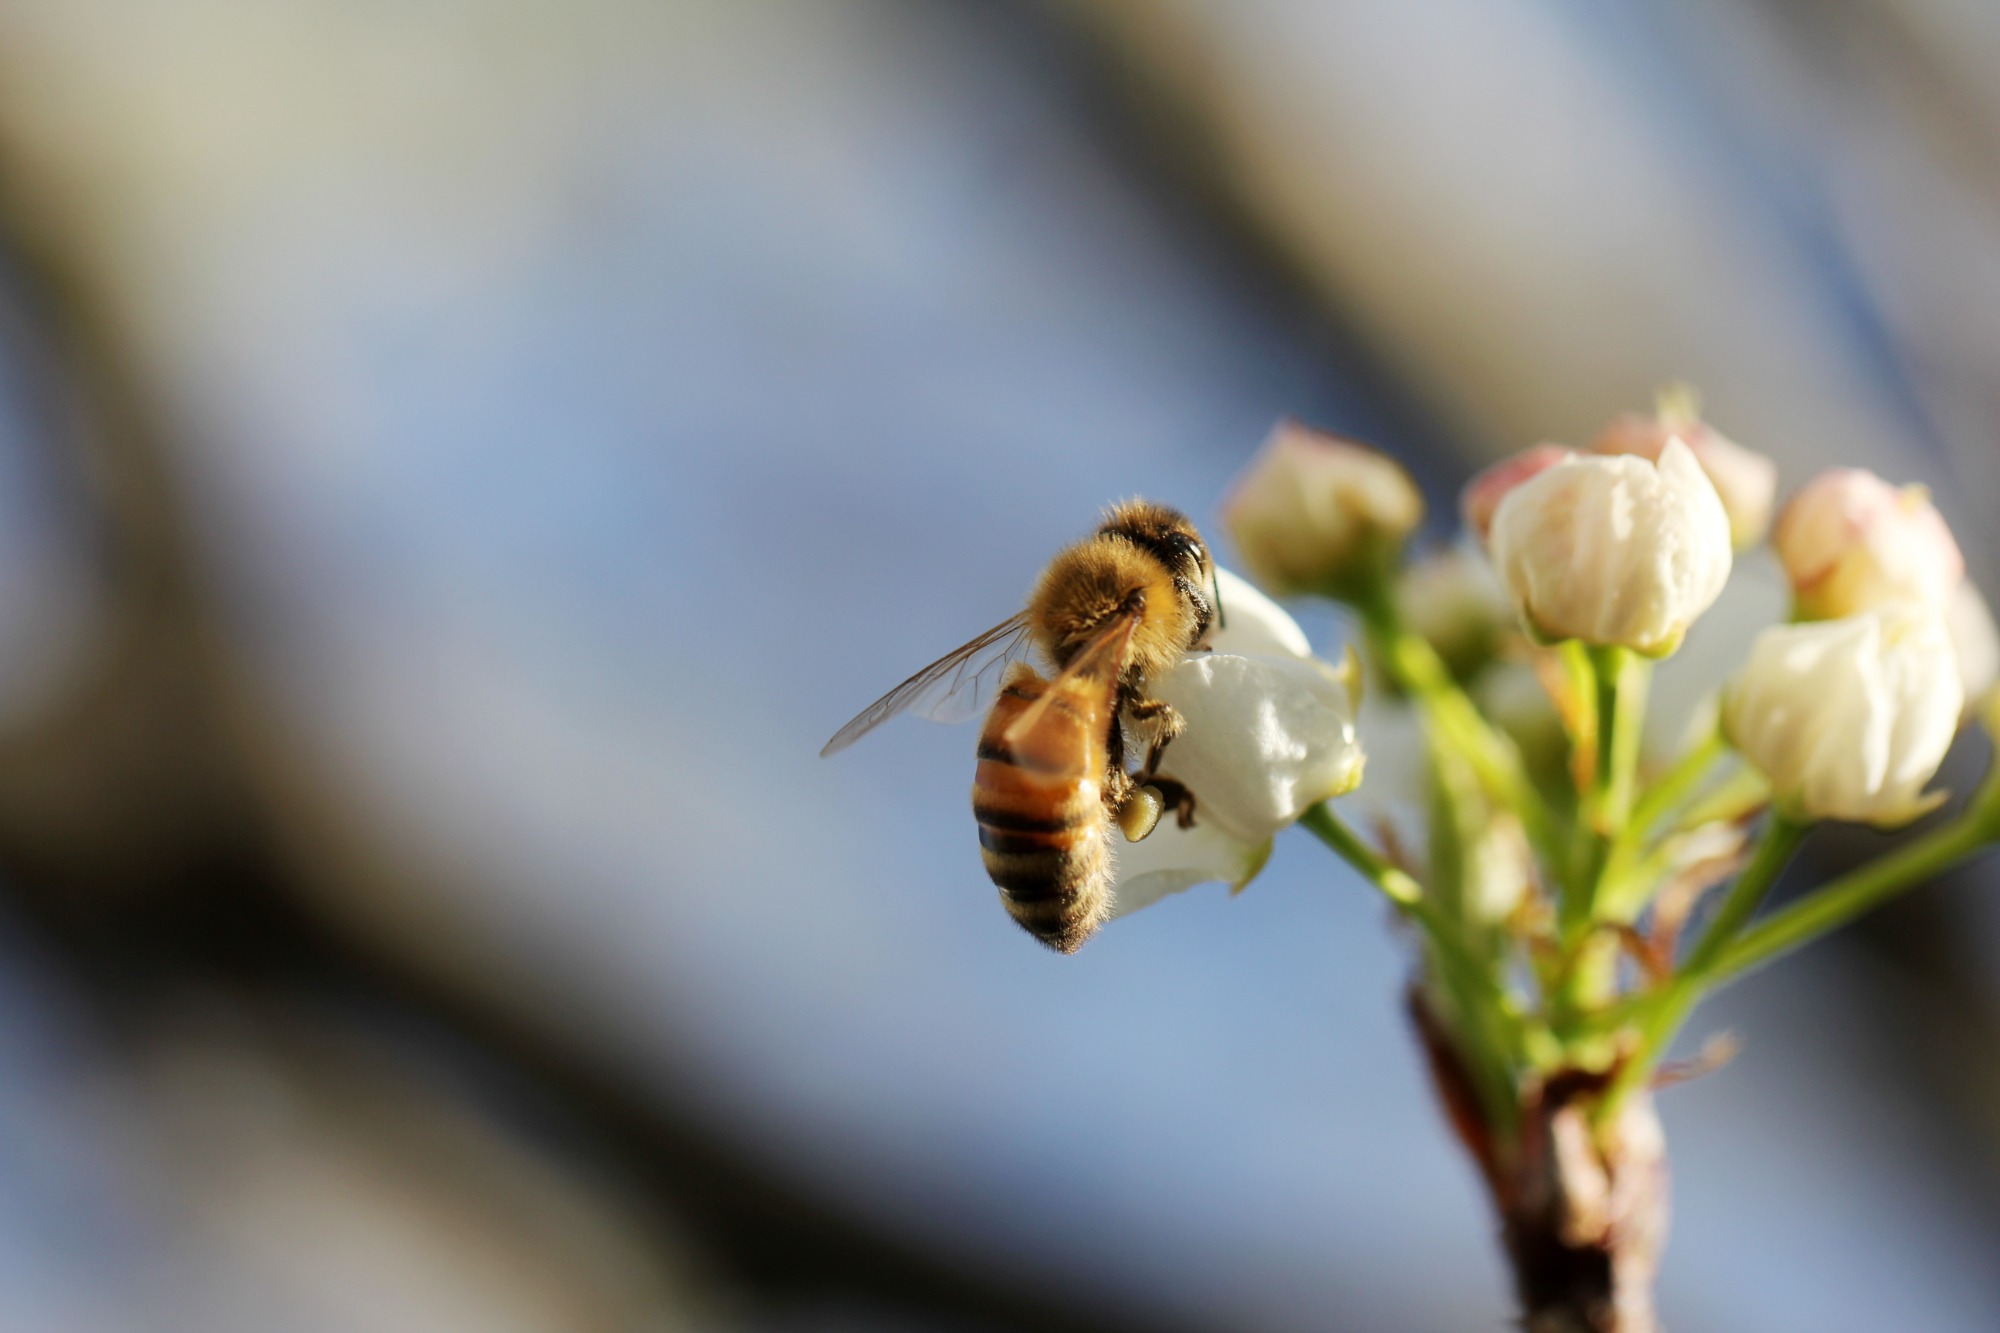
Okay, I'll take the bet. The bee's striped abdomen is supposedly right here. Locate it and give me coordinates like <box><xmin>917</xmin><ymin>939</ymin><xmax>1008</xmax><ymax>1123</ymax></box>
<box><xmin>972</xmin><ymin>667</ymin><xmax>1112</xmax><ymax>954</ymax></box>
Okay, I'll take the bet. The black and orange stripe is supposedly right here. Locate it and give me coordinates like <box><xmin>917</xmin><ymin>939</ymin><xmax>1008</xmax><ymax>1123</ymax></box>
<box><xmin>970</xmin><ymin>666</ymin><xmax>1113</xmax><ymax>954</ymax></box>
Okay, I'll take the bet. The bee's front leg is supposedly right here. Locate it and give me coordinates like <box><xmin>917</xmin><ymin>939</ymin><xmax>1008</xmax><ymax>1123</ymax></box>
<box><xmin>1124</xmin><ymin>695</ymin><xmax>1184</xmax><ymax>780</ymax></box>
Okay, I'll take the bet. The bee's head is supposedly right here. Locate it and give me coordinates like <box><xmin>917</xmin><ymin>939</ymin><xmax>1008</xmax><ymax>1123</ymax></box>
<box><xmin>1098</xmin><ymin>499</ymin><xmax>1212</xmax><ymax>584</ymax></box>
<box><xmin>1098</xmin><ymin>499</ymin><xmax>1218</xmax><ymax>647</ymax></box>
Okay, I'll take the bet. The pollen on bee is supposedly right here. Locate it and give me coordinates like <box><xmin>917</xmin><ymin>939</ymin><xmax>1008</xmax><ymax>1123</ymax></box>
<box><xmin>1117</xmin><ymin>785</ymin><xmax>1165</xmax><ymax>842</ymax></box>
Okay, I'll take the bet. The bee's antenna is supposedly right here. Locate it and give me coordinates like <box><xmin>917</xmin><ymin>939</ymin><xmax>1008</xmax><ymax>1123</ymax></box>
<box><xmin>1212</xmin><ymin>568</ymin><xmax>1227</xmax><ymax>630</ymax></box>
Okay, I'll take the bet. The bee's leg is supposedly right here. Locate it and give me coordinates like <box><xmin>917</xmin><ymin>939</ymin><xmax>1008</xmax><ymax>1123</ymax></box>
<box><xmin>1102</xmin><ymin>763</ymin><xmax>1134</xmax><ymax>813</ymax></box>
<box><xmin>1142</xmin><ymin>776</ymin><xmax>1199</xmax><ymax>830</ymax></box>
<box><xmin>1124</xmin><ymin>696</ymin><xmax>1183</xmax><ymax>738</ymax></box>
<box><xmin>1124</xmin><ymin>696</ymin><xmax>1185</xmax><ymax>784</ymax></box>
<box><xmin>1112</xmin><ymin>782</ymin><xmax>1162</xmax><ymax>841</ymax></box>
<box><xmin>1113</xmin><ymin>696</ymin><xmax>1196</xmax><ymax>830</ymax></box>
<box><xmin>1101</xmin><ymin>717</ymin><xmax>1134</xmax><ymax>811</ymax></box>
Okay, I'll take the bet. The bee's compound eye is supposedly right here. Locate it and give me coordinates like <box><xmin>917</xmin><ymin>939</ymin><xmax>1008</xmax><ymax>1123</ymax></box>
<box><xmin>1117</xmin><ymin>786</ymin><xmax>1165</xmax><ymax>842</ymax></box>
<box><xmin>1160</xmin><ymin>531</ymin><xmax>1202</xmax><ymax>571</ymax></box>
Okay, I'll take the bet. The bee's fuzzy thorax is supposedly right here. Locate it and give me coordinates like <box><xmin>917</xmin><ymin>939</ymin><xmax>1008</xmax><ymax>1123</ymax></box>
<box><xmin>1097</xmin><ymin>497</ymin><xmax>1195</xmax><ymax>541</ymax></box>
<box><xmin>1027</xmin><ymin>537</ymin><xmax>1191</xmax><ymax>676</ymax></box>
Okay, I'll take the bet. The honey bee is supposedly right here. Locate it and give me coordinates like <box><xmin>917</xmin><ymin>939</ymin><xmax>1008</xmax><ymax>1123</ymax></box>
<box><xmin>822</xmin><ymin>500</ymin><xmax>1221</xmax><ymax>953</ymax></box>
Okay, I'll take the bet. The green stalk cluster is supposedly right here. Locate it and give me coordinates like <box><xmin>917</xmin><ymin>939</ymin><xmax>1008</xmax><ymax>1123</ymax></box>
<box><xmin>1305</xmin><ymin>577</ymin><xmax>2000</xmax><ymax>1133</ymax></box>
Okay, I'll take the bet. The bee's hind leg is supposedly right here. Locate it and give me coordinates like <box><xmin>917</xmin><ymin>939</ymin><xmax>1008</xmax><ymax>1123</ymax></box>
<box><xmin>1142</xmin><ymin>776</ymin><xmax>1199</xmax><ymax>830</ymax></box>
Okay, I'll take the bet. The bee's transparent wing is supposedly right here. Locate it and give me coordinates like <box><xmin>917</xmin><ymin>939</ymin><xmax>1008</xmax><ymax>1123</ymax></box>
<box><xmin>820</xmin><ymin>613</ymin><xmax>1033</xmax><ymax>757</ymax></box>
<box><xmin>997</xmin><ymin>608</ymin><xmax>1141</xmax><ymax>759</ymax></box>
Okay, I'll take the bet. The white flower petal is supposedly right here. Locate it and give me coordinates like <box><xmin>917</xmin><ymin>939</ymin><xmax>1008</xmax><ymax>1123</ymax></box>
<box><xmin>1462</xmin><ymin>443</ymin><xmax>1574</xmax><ymax>544</ymax></box>
<box><xmin>1206</xmin><ymin>566</ymin><xmax>1312</xmax><ymax>659</ymax></box>
<box><xmin>1093</xmin><ymin>574</ymin><xmax>1355</xmax><ymax>926</ymax></box>
<box><xmin>1947</xmin><ymin>580</ymin><xmax>1999</xmax><ymax>719</ymax></box>
<box><xmin>1107</xmin><ymin>819</ymin><xmax>1272</xmax><ymax>918</ymax></box>
<box><xmin>1147</xmin><ymin>651</ymin><xmax>1365</xmax><ymax>841</ymax></box>
<box><xmin>1592</xmin><ymin>407</ymin><xmax>1777</xmax><ymax>549</ymax></box>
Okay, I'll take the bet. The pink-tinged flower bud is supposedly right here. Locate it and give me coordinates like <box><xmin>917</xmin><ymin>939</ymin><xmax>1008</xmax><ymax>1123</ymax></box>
<box><xmin>1591</xmin><ymin>406</ymin><xmax>1776</xmax><ymax>550</ymax></box>
<box><xmin>1488</xmin><ymin>440</ymin><xmax>1733</xmax><ymax>656</ymax></box>
<box><xmin>1773</xmin><ymin>469</ymin><xmax>1964</xmax><ymax>620</ymax></box>
<box><xmin>1460</xmin><ymin>443</ymin><xmax>1573</xmax><ymax>546</ymax></box>
<box><xmin>1222</xmin><ymin>421</ymin><xmax>1424</xmax><ymax>598</ymax></box>
<box><xmin>1724</xmin><ymin>604</ymin><xmax>1962</xmax><ymax>827</ymax></box>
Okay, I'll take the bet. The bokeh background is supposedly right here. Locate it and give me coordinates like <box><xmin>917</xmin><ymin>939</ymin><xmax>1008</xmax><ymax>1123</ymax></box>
<box><xmin>0</xmin><ymin>2</ymin><xmax>1995</xmax><ymax>1329</ymax></box>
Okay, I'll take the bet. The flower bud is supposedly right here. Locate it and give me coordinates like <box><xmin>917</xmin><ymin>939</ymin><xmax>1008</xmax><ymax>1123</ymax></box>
<box><xmin>1393</xmin><ymin>547</ymin><xmax>1512</xmax><ymax>684</ymax></box>
<box><xmin>1223</xmin><ymin>421</ymin><xmax>1424</xmax><ymax>598</ymax></box>
<box><xmin>1591</xmin><ymin>399</ymin><xmax>1776</xmax><ymax>550</ymax></box>
<box><xmin>1723</xmin><ymin>604</ymin><xmax>1962</xmax><ymax>827</ymax></box>
<box><xmin>1460</xmin><ymin>443</ymin><xmax>1573</xmax><ymax>546</ymax></box>
<box><xmin>1947</xmin><ymin>581</ymin><xmax>1999</xmax><ymax>719</ymax></box>
<box><xmin>1487</xmin><ymin>440</ymin><xmax>1733</xmax><ymax>656</ymax></box>
<box><xmin>1773</xmin><ymin>468</ymin><xmax>1964</xmax><ymax>620</ymax></box>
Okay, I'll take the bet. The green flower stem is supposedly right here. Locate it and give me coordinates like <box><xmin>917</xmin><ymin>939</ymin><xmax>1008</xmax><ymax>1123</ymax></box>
<box><xmin>1559</xmin><ymin>638</ymin><xmax>1597</xmax><ymax>757</ymax></box>
<box><xmin>1298</xmin><ymin>801</ymin><xmax>1420</xmax><ymax>909</ymax></box>
<box><xmin>1714</xmin><ymin>806</ymin><xmax>2000</xmax><ymax>984</ymax></box>
<box><xmin>1593</xmin><ymin>728</ymin><xmax>1730</xmax><ymax>923</ymax></box>
<box><xmin>1422</xmin><ymin>723</ymin><xmax>1478</xmax><ymax>923</ymax></box>
<box><xmin>1600</xmin><ymin>756</ymin><xmax>2000</xmax><ymax>1123</ymax></box>
<box><xmin>1675</xmin><ymin>765</ymin><xmax>1770</xmax><ymax>831</ymax></box>
<box><xmin>1355</xmin><ymin>594</ymin><xmax>1559</xmax><ymax>870</ymax></box>
<box><xmin>1628</xmin><ymin>728</ymin><xmax>1726</xmax><ymax>844</ymax></box>
<box><xmin>1559</xmin><ymin>640</ymin><xmax>1599</xmax><ymax>913</ymax></box>
<box><xmin>1547</xmin><ymin>649</ymin><xmax>1651</xmax><ymax>1030</ymax></box>
<box><xmin>1596</xmin><ymin>647</ymin><xmax>1649</xmax><ymax>836</ymax></box>
<box><xmin>1682</xmin><ymin>815</ymin><xmax>1810</xmax><ymax>974</ymax></box>
<box><xmin>1299</xmin><ymin>802</ymin><xmax>1520</xmax><ymax>1130</ymax></box>
<box><xmin>1567</xmin><ymin>647</ymin><xmax>1649</xmax><ymax>933</ymax></box>
<box><xmin>1598</xmin><ymin>815</ymin><xmax>1807</xmax><ymax>1118</ymax></box>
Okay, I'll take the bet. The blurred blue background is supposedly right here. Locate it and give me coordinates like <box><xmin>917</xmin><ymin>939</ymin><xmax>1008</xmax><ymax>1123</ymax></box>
<box><xmin>0</xmin><ymin>2</ymin><xmax>1994</xmax><ymax>1329</ymax></box>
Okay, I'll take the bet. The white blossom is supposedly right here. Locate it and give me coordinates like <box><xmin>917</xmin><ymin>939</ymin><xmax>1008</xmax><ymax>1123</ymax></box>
<box><xmin>1104</xmin><ymin>568</ymin><xmax>1365</xmax><ymax>915</ymax></box>
<box><xmin>1723</xmin><ymin>603</ymin><xmax>1962</xmax><ymax>828</ymax></box>
<box><xmin>1488</xmin><ymin>440</ymin><xmax>1732</xmax><ymax>656</ymax></box>
<box><xmin>1147</xmin><ymin>650</ymin><xmax>1365</xmax><ymax>841</ymax></box>
<box><xmin>1201</xmin><ymin>563</ymin><xmax>1312</xmax><ymax>659</ymax></box>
